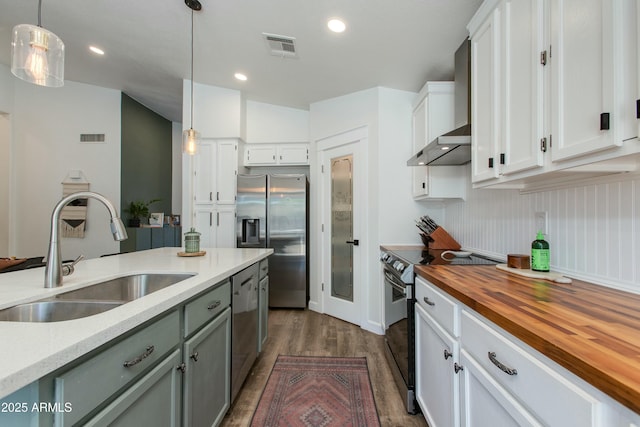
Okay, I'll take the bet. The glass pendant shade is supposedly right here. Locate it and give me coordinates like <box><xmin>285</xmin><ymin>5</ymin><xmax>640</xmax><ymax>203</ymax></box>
<box><xmin>11</xmin><ymin>24</ymin><xmax>64</xmax><ymax>87</ymax></box>
<box><xmin>182</xmin><ymin>128</ymin><xmax>200</xmax><ymax>156</ymax></box>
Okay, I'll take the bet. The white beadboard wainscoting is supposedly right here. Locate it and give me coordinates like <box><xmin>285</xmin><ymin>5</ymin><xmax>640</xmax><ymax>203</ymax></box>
<box><xmin>443</xmin><ymin>168</ymin><xmax>640</xmax><ymax>294</ymax></box>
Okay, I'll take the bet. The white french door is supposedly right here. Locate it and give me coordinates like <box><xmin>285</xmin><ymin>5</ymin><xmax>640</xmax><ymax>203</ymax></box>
<box><xmin>320</xmin><ymin>129</ymin><xmax>366</xmax><ymax>326</ymax></box>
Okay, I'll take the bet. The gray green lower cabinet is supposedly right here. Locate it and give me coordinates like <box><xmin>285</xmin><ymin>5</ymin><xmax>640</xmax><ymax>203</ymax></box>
<box><xmin>83</xmin><ymin>349</ymin><xmax>182</xmax><ymax>427</ymax></box>
<box><xmin>258</xmin><ymin>276</ymin><xmax>269</xmax><ymax>353</ymax></box>
<box><xmin>183</xmin><ymin>307</ymin><xmax>231</xmax><ymax>427</ymax></box>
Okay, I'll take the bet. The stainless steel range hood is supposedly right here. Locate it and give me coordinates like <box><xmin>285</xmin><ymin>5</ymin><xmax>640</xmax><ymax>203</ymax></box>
<box><xmin>408</xmin><ymin>39</ymin><xmax>471</xmax><ymax>166</ymax></box>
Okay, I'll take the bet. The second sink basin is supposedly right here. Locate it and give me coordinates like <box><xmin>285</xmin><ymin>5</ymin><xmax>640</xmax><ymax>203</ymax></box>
<box><xmin>55</xmin><ymin>273</ymin><xmax>196</xmax><ymax>303</ymax></box>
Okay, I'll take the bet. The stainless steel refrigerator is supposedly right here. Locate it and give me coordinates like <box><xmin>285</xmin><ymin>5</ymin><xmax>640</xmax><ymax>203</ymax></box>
<box><xmin>236</xmin><ymin>174</ymin><xmax>308</xmax><ymax>308</ymax></box>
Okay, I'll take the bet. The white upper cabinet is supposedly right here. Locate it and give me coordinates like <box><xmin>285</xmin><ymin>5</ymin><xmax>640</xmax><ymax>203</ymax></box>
<box><xmin>411</xmin><ymin>82</ymin><xmax>466</xmax><ymax>200</ymax></box>
<box><xmin>194</xmin><ymin>139</ymin><xmax>238</xmax><ymax>206</ymax></box>
<box><xmin>470</xmin><ymin>6</ymin><xmax>501</xmax><ymax>183</ymax></box>
<box><xmin>469</xmin><ymin>0</ymin><xmax>639</xmax><ymax>189</ymax></box>
<box><xmin>501</xmin><ymin>0</ymin><xmax>545</xmax><ymax>175</ymax></box>
<box><xmin>549</xmin><ymin>0</ymin><xmax>619</xmax><ymax>161</ymax></box>
<box><xmin>244</xmin><ymin>143</ymin><xmax>309</xmax><ymax>166</ymax></box>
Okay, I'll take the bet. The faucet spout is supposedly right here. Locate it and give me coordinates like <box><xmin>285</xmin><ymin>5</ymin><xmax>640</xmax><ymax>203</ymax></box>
<box><xmin>44</xmin><ymin>191</ymin><xmax>128</xmax><ymax>288</ymax></box>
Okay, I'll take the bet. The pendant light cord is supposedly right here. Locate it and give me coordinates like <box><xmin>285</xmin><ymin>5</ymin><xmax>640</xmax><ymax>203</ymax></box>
<box><xmin>37</xmin><ymin>0</ymin><xmax>43</xmax><ymax>27</ymax></box>
<box><xmin>190</xmin><ymin>8</ymin><xmax>194</xmax><ymax>130</ymax></box>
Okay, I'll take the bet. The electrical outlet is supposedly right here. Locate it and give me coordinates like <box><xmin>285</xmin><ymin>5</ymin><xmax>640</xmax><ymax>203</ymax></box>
<box><xmin>535</xmin><ymin>211</ymin><xmax>548</xmax><ymax>235</ymax></box>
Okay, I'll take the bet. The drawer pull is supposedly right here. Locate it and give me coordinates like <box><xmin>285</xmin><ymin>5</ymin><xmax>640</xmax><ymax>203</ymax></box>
<box><xmin>488</xmin><ymin>351</ymin><xmax>518</xmax><ymax>376</ymax></box>
<box><xmin>177</xmin><ymin>363</ymin><xmax>186</xmax><ymax>373</ymax></box>
<box><xmin>454</xmin><ymin>363</ymin><xmax>464</xmax><ymax>374</ymax></box>
<box><xmin>123</xmin><ymin>345</ymin><xmax>155</xmax><ymax>368</ymax></box>
<box><xmin>443</xmin><ymin>349</ymin><xmax>453</xmax><ymax>360</ymax></box>
<box><xmin>207</xmin><ymin>300</ymin><xmax>222</xmax><ymax>310</ymax></box>
<box><xmin>423</xmin><ymin>297</ymin><xmax>435</xmax><ymax>306</ymax></box>
<box><xmin>190</xmin><ymin>351</ymin><xmax>199</xmax><ymax>362</ymax></box>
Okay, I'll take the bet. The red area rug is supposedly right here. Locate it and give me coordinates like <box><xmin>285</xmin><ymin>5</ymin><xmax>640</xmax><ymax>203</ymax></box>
<box><xmin>251</xmin><ymin>355</ymin><xmax>381</xmax><ymax>427</ymax></box>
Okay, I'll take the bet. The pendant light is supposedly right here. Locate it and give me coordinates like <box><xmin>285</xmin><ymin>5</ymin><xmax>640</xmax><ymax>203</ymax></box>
<box><xmin>11</xmin><ymin>0</ymin><xmax>64</xmax><ymax>87</ymax></box>
<box><xmin>182</xmin><ymin>0</ymin><xmax>202</xmax><ymax>155</ymax></box>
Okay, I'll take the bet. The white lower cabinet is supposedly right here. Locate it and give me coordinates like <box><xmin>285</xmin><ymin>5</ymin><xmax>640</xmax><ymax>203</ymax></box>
<box><xmin>414</xmin><ymin>276</ymin><xmax>611</xmax><ymax>427</ymax></box>
<box><xmin>459</xmin><ymin>349</ymin><xmax>540</xmax><ymax>427</ymax></box>
<box><xmin>194</xmin><ymin>206</ymin><xmax>236</xmax><ymax>249</ymax></box>
<box><xmin>415</xmin><ymin>302</ymin><xmax>459</xmax><ymax>427</ymax></box>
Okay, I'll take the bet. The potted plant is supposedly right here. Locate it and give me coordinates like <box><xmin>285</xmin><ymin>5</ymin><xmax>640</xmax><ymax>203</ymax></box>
<box><xmin>124</xmin><ymin>199</ymin><xmax>160</xmax><ymax>227</ymax></box>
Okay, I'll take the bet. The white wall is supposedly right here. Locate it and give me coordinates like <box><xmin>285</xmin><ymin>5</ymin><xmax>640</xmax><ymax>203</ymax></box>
<box><xmin>245</xmin><ymin>101</ymin><xmax>309</xmax><ymax>143</ymax></box>
<box><xmin>444</xmin><ymin>167</ymin><xmax>640</xmax><ymax>293</ymax></box>
<box><xmin>184</xmin><ymin>80</ymin><xmax>246</xmax><ymax>140</ymax></box>
<box><xmin>11</xmin><ymin>77</ymin><xmax>121</xmax><ymax>259</ymax></box>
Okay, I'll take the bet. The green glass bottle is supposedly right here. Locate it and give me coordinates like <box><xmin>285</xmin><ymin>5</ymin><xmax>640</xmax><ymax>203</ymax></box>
<box><xmin>531</xmin><ymin>231</ymin><xmax>550</xmax><ymax>272</ymax></box>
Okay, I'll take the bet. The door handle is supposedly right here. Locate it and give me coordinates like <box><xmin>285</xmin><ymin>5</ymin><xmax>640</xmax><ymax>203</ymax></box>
<box><xmin>346</xmin><ymin>239</ymin><xmax>359</xmax><ymax>246</ymax></box>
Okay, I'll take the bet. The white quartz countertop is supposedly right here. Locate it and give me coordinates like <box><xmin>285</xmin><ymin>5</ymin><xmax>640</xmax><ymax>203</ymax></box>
<box><xmin>0</xmin><ymin>247</ymin><xmax>272</xmax><ymax>399</ymax></box>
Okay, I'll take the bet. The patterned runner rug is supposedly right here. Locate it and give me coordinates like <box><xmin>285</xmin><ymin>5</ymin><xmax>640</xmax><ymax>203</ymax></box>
<box><xmin>251</xmin><ymin>355</ymin><xmax>381</xmax><ymax>427</ymax></box>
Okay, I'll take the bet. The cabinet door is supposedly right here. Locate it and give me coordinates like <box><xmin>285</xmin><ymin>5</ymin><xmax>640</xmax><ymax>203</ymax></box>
<box><xmin>550</xmin><ymin>0</ymin><xmax>620</xmax><ymax>161</ymax></box>
<box><xmin>459</xmin><ymin>349</ymin><xmax>542</xmax><ymax>427</ymax></box>
<box><xmin>194</xmin><ymin>208</ymin><xmax>215</xmax><ymax>249</ymax></box>
<box><xmin>412</xmin><ymin>98</ymin><xmax>429</xmax><ymax>197</ymax></box>
<box><xmin>471</xmin><ymin>8</ymin><xmax>501</xmax><ymax>183</ymax></box>
<box><xmin>245</xmin><ymin>145</ymin><xmax>277</xmax><ymax>165</ymax></box>
<box><xmin>258</xmin><ymin>276</ymin><xmax>269</xmax><ymax>353</ymax></box>
<box><xmin>501</xmin><ymin>0</ymin><xmax>545</xmax><ymax>175</ymax></box>
<box><xmin>278</xmin><ymin>144</ymin><xmax>309</xmax><ymax>165</ymax></box>
<box><xmin>415</xmin><ymin>304</ymin><xmax>459</xmax><ymax>427</ymax></box>
<box><xmin>84</xmin><ymin>350</ymin><xmax>182</xmax><ymax>427</ymax></box>
<box><xmin>183</xmin><ymin>307</ymin><xmax>231</xmax><ymax>427</ymax></box>
<box><xmin>215</xmin><ymin>207</ymin><xmax>236</xmax><ymax>248</ymax></box>
<box><xmin>216</xmin><ymin>140</ymin><xmax>237</xmax><ymax>205</ymax></box>
<box><xmin>194</xmin><ymin>141</ymin><xmax>216</xmax><ymax>204</ymax></box>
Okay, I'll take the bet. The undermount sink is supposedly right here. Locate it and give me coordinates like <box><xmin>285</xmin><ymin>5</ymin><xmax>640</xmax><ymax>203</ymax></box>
<box><xmin>55</xmin><ymin>273</ymin><xmax>195</xmax><ymax>302</ymax></box>
<box><xmin>0</xmin><ymin>273</ymin><xmax>195</xmax><ymax>323</ymax></box>
<box><xmin>0</xmin><ymin>301</ymin><xmax>123</xmax><ymax>322</ymax></box>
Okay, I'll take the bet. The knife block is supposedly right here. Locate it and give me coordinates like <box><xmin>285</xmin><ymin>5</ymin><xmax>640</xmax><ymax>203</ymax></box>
<box><xmin>427</xmin><ymin>227</ymin><xmax>461</xmax><ymax>250</ymax></box>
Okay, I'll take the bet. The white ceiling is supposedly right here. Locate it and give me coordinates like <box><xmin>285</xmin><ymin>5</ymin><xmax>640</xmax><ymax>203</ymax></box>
<box><xmin>0</xmin><ymin>0</ymin><xmax>483</xmax><ymax>123</ymax></box>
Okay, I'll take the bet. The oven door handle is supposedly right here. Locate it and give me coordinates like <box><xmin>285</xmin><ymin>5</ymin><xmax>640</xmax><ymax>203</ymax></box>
<box><xmin>384</xmin><ymin>270</ymin><xmax>407</xmax><ymax>295</ymax></box>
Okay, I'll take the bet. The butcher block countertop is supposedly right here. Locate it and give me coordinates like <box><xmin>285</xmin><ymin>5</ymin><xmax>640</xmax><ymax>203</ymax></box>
<box><xmin>415</xmin><ymin>264</ymin><xmax>640</xmax><ymax>415</ymax></box>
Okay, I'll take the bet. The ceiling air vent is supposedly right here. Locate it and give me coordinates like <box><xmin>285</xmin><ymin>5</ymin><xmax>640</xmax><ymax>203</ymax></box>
<box><xmin>262</xmin><ymin>33</ymin><xmax>297</xmax><ymax>58</ymax></box>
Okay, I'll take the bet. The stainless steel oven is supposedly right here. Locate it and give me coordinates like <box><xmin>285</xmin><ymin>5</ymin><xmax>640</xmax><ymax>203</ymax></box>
<box><xmin>381</xmin><ymin>250</ymin><xmax>417</xmax><ymax>414</ymax></box>
<box><xmin>381</xmin><ymin>246</ymin><xmax>500</xmax><ymax>415</ymax></box>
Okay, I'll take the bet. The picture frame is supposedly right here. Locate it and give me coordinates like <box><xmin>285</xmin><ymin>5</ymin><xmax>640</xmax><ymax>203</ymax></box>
<box><xmin>170</xmin><ymin>214</ymin><xmax>181</xmax><ymax>227</ymax></box>
<box><xmin>149</xmin><ymin>212</ymin><xmax>164</xmax><ymax>227</ymax></box>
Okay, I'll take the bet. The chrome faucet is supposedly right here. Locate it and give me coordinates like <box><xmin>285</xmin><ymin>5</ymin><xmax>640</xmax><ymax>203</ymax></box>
<box><xmin>44</xmin><ymin>191</ymin><xmax>128</xmax><ymax>288</ymax></box>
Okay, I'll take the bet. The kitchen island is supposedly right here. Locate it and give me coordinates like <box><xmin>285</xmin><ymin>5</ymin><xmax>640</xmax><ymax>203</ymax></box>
<box><xmin>0</xmin><ymin>247</ymin><xmax>272</xmax><ymax>402</ymax></box>
<box><xmin>415</xmin><ymin>264</ymin><xmax>640</xmax><ymax>425</ymax></box>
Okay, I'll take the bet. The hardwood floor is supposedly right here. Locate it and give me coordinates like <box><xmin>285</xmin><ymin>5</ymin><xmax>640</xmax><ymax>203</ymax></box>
<box><xmin>221</xmin><ymin>309</ymin><xmax>428</xmax><ymax>427</ymax></box>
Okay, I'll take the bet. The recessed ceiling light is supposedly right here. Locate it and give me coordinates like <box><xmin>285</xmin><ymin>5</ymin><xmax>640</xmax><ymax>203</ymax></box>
<box><xmin>234</xmin><ymin>73</ymin><xmax>248</xmax><ymax>81</ymax></box>
<box><xmin>89</xmin><ymin>46</ymin><xmax>105</xmax><ymax>55</ymax></box>
<box><xmin>327</xmin><ymin>18</ymin><xmax>346</xmax><ymax>33</ymax></box>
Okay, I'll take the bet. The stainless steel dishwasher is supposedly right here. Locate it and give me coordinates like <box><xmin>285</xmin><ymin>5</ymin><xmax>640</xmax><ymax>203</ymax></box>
<box><xmin>230</xmin><ymin>263</ymin><xmax>259</xmax><ymax>402</ymax></box>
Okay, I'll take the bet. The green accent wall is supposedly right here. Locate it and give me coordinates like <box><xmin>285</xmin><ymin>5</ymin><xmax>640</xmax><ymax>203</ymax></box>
<box><xmin>120</xmin><ymin>93</ymin><xmax>172</xmax><ymax>225</ymax></box>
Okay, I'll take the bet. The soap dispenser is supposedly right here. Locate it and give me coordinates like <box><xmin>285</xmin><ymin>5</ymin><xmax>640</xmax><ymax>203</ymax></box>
<box><xmin>531</xmin><ymin>231</ymin><xmax>550</xmax><ymax>272</ymax></box>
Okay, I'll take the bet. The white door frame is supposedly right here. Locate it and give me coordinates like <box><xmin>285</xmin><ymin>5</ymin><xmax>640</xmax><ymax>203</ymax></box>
<box><xmin>315</xmin><ymin>126</ymin><xmax>369</xmax><ymax>328</ymax></box>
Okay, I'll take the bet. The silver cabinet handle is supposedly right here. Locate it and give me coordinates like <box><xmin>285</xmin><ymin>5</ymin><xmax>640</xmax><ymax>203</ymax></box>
<box><xmin>177</xmin><ymin>362</ymin><xmax>186</xmax><ymax>373</ymax></box>
<box><xmin>454</xmin><ymin>363</ymin><xmax>464</xmax><ymax>373</ymax></box>
<box><xmin>444</xmin><ymin>349</ymin><xmax>453</xmax><ymax>360</ymax></box>
<box><xmin>190</xmin><ymin>351</ymin><xmax>199</xmax><ymax>362</ymax></box>
<box><xmin>423</xmin><ymin>296</ymin><xmax>435</xmax><ymax>306</ymax></box>
<box><xmin>207</xmin><ymin>300</ymin><xmax>221</xmax><ymax>310</ymax></box>
<box><xmin>123</xmin><ymin>345</ymin><xmax>154</xmax><ymax>368</ymax></box>
<box><xmin>488</xmin><ymin>351</ymin><xmax>518</xmax><ymax>376</ymax></box>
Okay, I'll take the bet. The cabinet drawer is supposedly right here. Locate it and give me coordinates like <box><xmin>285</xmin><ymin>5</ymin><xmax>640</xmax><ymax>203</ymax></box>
<box><xmin>461</xmin><ymin>309</ymin><xmax>600</xmax><ymax>426</ymax></box>
<box><xmin>184</xmin><ymin>279</ymin><xmax>230</xmax><ymax>337</ymax></box>
<box><xmin>259</xmin><ymin>258</ymin><xmax>268</xmax><ymax>279</ymax></box>
<box><xmin>415</xmin><ymin>276</ymin><xmax>459</xmax><ymax>337</ymax></box>
<box><xmin>54</xmin><ymin>310</ymin><xmax>180</xmax><ymax>426</ymax></box>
